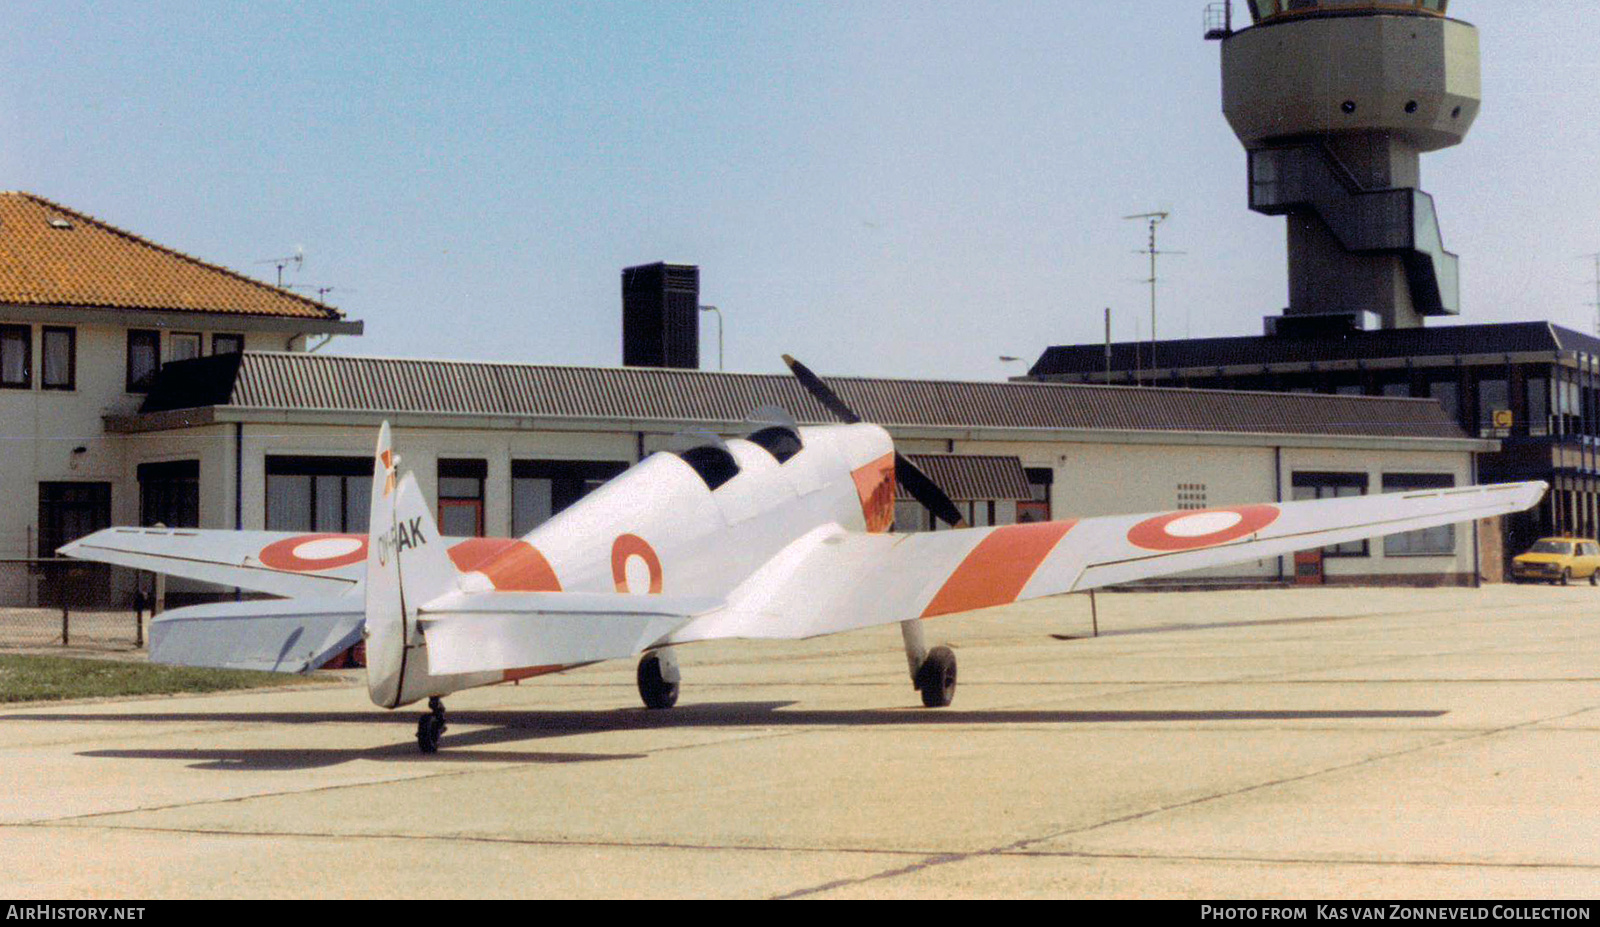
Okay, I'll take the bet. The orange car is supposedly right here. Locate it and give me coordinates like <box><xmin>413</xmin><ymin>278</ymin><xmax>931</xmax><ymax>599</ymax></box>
<box><xmin>1510</xmin><ymin>538</ymin><xmax>1600</xmax><ymax>585</ymax></box>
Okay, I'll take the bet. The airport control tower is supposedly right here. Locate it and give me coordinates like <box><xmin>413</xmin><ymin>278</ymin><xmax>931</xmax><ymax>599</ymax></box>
<box><xmin>1208</xmin><ymin>0</ymin><xmax>1480</xmax><ymax>334</ymax></box>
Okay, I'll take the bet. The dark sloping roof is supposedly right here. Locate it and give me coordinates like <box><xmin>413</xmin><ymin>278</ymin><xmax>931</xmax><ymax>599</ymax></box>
<box><xmin>138</xmin><ymin>351</ymin><xmax>1472</xmax><ymax>440</ymax></box>
<box><xmin>1029</xmin><ymin>321</ymin><xmax>1600</xmax><ymax>377</ymax></box>
<box><xmin>0</xmin><ymin>191</ymin><xmax>343</xmax><ymax>321</ymax></box>
<box><xmin>900</xmin><ymin>455</ymin><xmax>1032</xmax><ymax>501</ymax></box>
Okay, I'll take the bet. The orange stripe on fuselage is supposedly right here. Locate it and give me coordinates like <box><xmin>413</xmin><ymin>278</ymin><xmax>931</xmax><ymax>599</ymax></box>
<box><xmin>447</xmin><ymin>538</ymin><xmax>562</xmax><ymax>592</ymax></box>
<box><xmin>851</xmin><ymin>452</ymin><xmax>897</xmax><ymax>533</ymax></box>
<box><xmin>920</xmin><ymin>520</ymin><xmax>1077</xmax><ymax>618</ymax></box>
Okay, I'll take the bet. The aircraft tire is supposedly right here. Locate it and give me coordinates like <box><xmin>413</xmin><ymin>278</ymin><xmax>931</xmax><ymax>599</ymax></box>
<box><xmin>637</xmin><ymin>653</ymin><xmax>679</xmax><ymax>710</ymax></box>
<box><xmin>916</xmin><ymin>645</ymin><xmax>957</xmax><ymax>708</ymax></box>
<box><xmin>416</xmin><ymin>713</ymin><xmax>444</xmax><ymax>753</ymax></box>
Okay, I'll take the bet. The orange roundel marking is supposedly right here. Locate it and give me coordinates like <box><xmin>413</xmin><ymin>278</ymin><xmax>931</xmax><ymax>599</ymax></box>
<box><xmin>258</xmin><ymin>534</ymin><xmax>368</xmax><ymax>572</ymax></box>
<box><xmin>921</xmin><ymin>520</ymin><xmax>1077</xmax><ymax>619</ymax></box>
<box><xmin>1126</xmin><ymin>504</ymin><xmax>1281</xmax><ymax>552</ymax></box>
<box><xmin>851</xmin><ymin>452</ymin><xmax>897</xmax><ymax>533</ymax></box>
<box><xmin>449</xmin><ymin>538</ymin><xmax>562</xmax><ymax>592</ymax></box>
<box><xmin>611</xmin><ymin>534</ymin><xmax>663</xmax><ymax>594</ymax></box>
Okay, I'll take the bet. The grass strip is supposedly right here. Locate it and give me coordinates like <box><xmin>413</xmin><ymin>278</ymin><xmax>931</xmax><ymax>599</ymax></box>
<box><xmin>0</xmin><ymin>654</ymin><xmax>318</xmax><ymax>702</ymax></box>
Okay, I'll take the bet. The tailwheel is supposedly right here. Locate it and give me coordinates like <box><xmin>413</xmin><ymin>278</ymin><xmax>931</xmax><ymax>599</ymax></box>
<box><xmin>915</xmin><ymin>645</ymin><xmax>957</xmax><ymax>708</ymax></box>
<box><xmin>637</xmin><ymin>651</ymin><xmax>679</xmax><ymax>709</ymax></box>
<box><xmin>416</xmin><ymin>696</ymin><xmax>447</xmax><ymax>753</ymax></box>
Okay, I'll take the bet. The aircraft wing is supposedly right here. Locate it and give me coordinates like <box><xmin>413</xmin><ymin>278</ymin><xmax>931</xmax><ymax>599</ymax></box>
<box><xmin>58</xmin><ymin>527</ymin><xmax>368</xmax><ymax>597</ymax></box>
<box><xmin>417</xmin><ymin>591</ymin><xmax>722</xmax><ymax>675</ymax></box>
<box><xmin>669</xmin><ymin>480</ymin><xmax>1546</xmax><ymax>643</ymax></box>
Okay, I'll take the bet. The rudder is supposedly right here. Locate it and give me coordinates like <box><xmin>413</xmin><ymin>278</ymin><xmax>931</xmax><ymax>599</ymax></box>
<box><xmin>364</xmin><ymin>423</ymin><xmax>460</xmax><ymax>708</ymax></box>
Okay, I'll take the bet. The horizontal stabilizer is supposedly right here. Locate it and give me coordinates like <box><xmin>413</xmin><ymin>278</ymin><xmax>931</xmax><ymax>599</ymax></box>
<box><xmin>419</xmin><ymin>591</ymin><xmax>718</xmax><ymax>675</ymax></box>
<box><xmin>150</xmin><ymin>598</ymin><xmax>364</xmax><ymax>673</ymax></box>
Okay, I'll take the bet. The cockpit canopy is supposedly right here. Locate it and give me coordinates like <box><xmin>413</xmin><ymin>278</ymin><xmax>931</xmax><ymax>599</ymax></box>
<box><xmin>743</xmin><ymin>404</ymin><xmax>803</xmax><ymax>464</ymax></box>
<box><xmin>1246</xmin><ymin>0</ymin><xmax>1447</xmax><ymax>24</ymax></box>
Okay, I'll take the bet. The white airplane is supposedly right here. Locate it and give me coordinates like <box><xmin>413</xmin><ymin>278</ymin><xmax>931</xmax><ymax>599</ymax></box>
<box><xmin>61</xmin><ymin>358</ymin><xmax>1546</xmax><ymax>752</ymax></box>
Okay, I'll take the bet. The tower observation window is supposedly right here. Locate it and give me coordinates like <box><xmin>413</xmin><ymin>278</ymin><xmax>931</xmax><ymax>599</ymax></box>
<box><xmin>1248</xmin><ymin>0</ymin><xmax>1447</xmax><ymax>23</ymax></box>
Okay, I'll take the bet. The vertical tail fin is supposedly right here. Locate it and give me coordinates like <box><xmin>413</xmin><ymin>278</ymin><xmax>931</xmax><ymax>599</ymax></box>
<box><xmin>364</xmin><ymin>422</ymin><xmax>459</xmax><ymax>708</ymax></box>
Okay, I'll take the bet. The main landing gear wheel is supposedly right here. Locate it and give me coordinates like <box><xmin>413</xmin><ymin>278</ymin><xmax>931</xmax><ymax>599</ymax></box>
<box><xmin>637</xmin><ymin>652</ymin><xmax>679</xmax><ymax>709</ymax></box>
<box><xmin>416</xmin><ymin>696</ymin><xmax>447</xmax><ymax>753</ymax></box>
<box><xmin>915</xmin><ymin>645</ymin><xmax>957</xmax><ymax>708</ymax></box>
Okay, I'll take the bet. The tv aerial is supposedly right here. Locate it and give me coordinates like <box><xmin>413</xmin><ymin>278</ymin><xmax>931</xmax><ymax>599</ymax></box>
<box><xmin>256</xmin><ymin>245</ymin><xmax>305</xmax><ymax>288</ymax></box>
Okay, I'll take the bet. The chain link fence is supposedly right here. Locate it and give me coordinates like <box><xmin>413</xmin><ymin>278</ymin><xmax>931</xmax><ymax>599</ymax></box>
<box><xmin>0</xmin><ymin>559</ymin><xmax>150</xmax><ymax>650</ymax></box>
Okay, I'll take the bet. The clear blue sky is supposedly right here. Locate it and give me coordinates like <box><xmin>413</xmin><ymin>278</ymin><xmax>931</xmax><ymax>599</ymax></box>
<box><xmin>3</xmin><ymin>1</ymin><xmax>1596</xmax><ymax>381</ymax></box>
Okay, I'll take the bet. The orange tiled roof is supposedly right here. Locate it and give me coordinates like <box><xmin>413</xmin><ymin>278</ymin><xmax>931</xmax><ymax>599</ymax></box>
<box><xmin>0</xmin><ymin>192</ymin><xmax>342</xmax><ymax>320</ymax></box>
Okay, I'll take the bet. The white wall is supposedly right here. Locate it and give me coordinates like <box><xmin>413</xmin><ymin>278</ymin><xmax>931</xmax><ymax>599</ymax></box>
<box><xmin>0</xmin><ymin>319</ymin><xmax>324</xmax><ymax>558</ymax></box>
<box><xmin>1279</xmin><ymin>445</ymin><xmax>1475</xmax><ymax>578</ymax></box>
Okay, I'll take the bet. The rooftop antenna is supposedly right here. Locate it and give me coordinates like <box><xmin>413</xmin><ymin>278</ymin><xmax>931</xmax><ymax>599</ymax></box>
<box><xmin>1582</xmin><ymin>253</ymin><xmax>1600</xmax><ymax>337</ymax></box>
<box><xmin>255</xmin><ymin>244</ymin><xmax>305</xmax><ymax>288</ymax></box>
<box><xmin>1125</xmin><ymin>212</ymin><xmax>1184</xmax><ymax>382</ymax></box>
<box><xmin>289</xmin><ymin>283</ymin><xmax>355</xmax><ymax>305</ymax></box>
<box><xmin>1104</xmin><ymin>307</ymin><xmax>1113</xmax><ymax>384</ymax></box>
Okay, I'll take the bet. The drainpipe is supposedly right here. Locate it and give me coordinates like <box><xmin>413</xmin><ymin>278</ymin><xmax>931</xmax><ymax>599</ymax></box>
<box><xmin>1274</xmin><ymin>445</ymin><xmax>1284</xmax><ymax>582</ymax></box>
<box><xmin>1471</xmin><ymin>451</ymin><xmax>1481</xmax><ymax>588</ymax></box>
<box><xmin>235</xmin><ymin>421</ymin><xmax>244</xmax><ymax>602</ymax></box>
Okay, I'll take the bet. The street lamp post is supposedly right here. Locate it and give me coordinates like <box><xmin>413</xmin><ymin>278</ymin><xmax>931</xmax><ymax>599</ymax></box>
<box><xmin>699</xmin><ymin>305</ymin><xmax>723</xmax><ymax>371</ymax></box>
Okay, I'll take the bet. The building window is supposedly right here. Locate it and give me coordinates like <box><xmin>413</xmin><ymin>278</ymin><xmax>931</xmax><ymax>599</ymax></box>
<box><xmin>40</xmin><ymin>327</ymin><xmax>75</xmax><ymax>391</ymax></box>
<box><xmin>1428</xmin><ymin>381</ymin><xmax>1459</xmax><ymax>422</ymax></box>
<box><xmin>1382</xmin><ymin>473</ymin><xmax>1456</xmax><ymax>556</ymax></box>
<box><xmin>1</xmin><ymin>325</ymin><xmax>30</xmax><ymax>389</ymax></box>
<box><xmin>1477</xmin><ymin>378</ymin><xmax>1508</xmax><ymax>435</ymax></box>
<box><xmin>1292</xmin><ymin>471</ymin><xmax>1368</xmax><ymax>557</ymax></box>
<box><xmin>38</xmin><ymin>482</ymin><xmax>111</xmax><ymax>557</ymax></box>
<box><xmin>170</xmin><ymin>332</ymin><xmax>202</xmax><ymax>363</ymax></box>
<box><xmin>1335</xmin><ymin>384</ymin><xmax>1364</xmax><ymax>396</ymax></box>
<box><xmin>1555</xmin><ymin>376</ymin><xmax>1582</xmax><ymax>436</ymax></box>
<box><xmin>212</xmin><ymin>333</ymin><xmax>244</xmax><ymax>355</ymax></box>
<box><xmin>438</xmin><ymin>459</ymin><xmax>486</xmax><ymax>538</ymax></box>
<box><xmin>1527</xmin><ymin>377</ymin><xmax>1549</xmax><ymax>437</ymax></box>
<box><xmin>511</xmin><ymin>459</ymin><xmax>628</xmax><ymax>536</ymax></box>
<box><xmin>894</xmin><ymin>500</ymin><xmax>928</xmax><ymax>533</ymax></box>
<box><xmin>265</xmin><ymin>456</ymin><xmax>371</xmax><ymax>533</ymax></box>
<box><xmin>126</xmin><ymin>330</ymin><xmax>161</xmax><ymax>392</ymax></box>
<box><xmin>1018</xmin><ymin>467</ymin><xmax>1053</xmax><ymax>523</ymax></box>
<box><xmin>1381</xmin><ymin>382</ymin><xmax>1411</xmax><ymax>398</ymax></box>
<box><xmin>138</xmin><ymin>460</ymin><xmax>199</xmax><ymax>528</ymax></box>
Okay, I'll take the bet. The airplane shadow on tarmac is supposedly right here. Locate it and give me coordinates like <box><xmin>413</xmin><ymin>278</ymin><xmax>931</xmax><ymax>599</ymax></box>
<box><xmin>3</xmin><ymin>701</ymin><xmax>1449</xmax><ymax>773</ymax></box>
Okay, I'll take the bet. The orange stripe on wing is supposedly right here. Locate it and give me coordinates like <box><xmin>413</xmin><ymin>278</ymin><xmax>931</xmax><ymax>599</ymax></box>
<box><xmin>920</xmin><ymin>520</ymin><xmax>1077</xmax><ymax>619</ymax></box>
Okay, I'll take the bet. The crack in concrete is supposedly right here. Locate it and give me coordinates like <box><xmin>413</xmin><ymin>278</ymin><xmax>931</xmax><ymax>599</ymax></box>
<box><xmin>773</xmin><ymin>702</ymin><xmax>1600</xmax><ymax>899</ymax></box>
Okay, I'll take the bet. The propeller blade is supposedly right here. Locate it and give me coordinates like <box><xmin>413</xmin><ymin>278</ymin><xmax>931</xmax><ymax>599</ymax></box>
<box><xmin>895</xmin><ymin>453</ymin><xmax>968</xmax><ymax>529</ymax></box>
<box><xmin>780</xmin><ymin>354</ymin><xmax>967</xmax><ymax>529</ymax></box>
<box><xmin>781</xmin><ymin>354</ymin><xmax>861</xmax><ymax>424</ymax></box>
